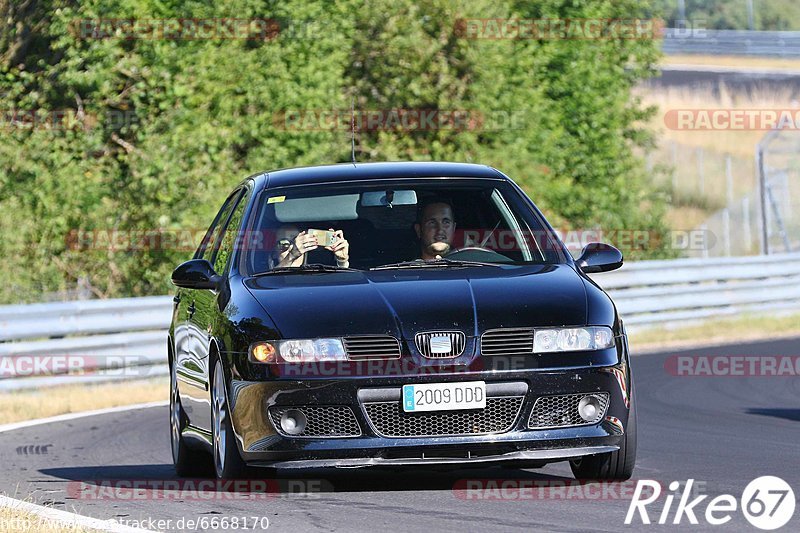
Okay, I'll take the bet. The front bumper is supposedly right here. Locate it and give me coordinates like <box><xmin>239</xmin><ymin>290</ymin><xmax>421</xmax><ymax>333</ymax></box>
<box><xmin>248</xmin><ymin>447</ymin><xmax>620</xmax><ymax>469</ymax></box>
<box><xmin>228</xmin><ymin>364</ymin><xmax>631</xmax><ymax>468</ymax></box>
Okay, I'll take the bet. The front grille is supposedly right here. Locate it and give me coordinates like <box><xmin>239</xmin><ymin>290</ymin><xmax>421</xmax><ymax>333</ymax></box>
<box><xmin>269</xmin><ymin>406</ymin><xmax>361</xmax><ymax>438</ymax></box>
<box><xmin>363</xmin><ymin>396</ymin><xmax>524</xmax><ymax>437</ymax></box>
<box><xmin>343</xmin><ymin>335</ymin><xmax>401</xmax><ymax>359</ymax></box>
<box><xmin>415</xmin><ymin>331</ymin><xmax>466</xmax><ymax>358</ymax></box>
<box><xmin>480</xmin><ymin>328</ymin><xmax>534</xmax><ymax>356</ymax></box>
<box><xmin>528</xmin><ymin>392</ymin><xmax>609</xmax><ymax>429</ymax></box>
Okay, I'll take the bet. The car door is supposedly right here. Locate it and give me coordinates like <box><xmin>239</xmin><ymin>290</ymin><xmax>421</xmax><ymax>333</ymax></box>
<box><xmin>178</xmin><ymin>189</ymin><xmax>243</xmax><ymax>431</ymax></box>
<box><xmin>187</xmin><ymin>186</ymin><xmax>251</xmax><ymax>432</ymax></box>
<box><xmin>172</xmin><ymin>286</ymin><xmax>191</xmax><ymax>399</ymax></box>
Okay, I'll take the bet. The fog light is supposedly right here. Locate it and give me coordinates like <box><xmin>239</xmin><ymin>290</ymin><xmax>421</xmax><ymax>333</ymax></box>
<box><xmin>578</xmin><ymin>395</ymin><xmax>602</xmax><ymax>422</ymax></box>
<box><xmin>280</xmin><ymin>409</ymin><xmax>307</xmax><ymax>435</ymax></box>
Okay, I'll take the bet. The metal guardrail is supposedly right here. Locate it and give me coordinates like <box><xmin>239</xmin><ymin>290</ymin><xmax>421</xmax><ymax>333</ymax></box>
<box><xmin>663</xmin><ymin>29</ymin><xmax>800</xmax><ymax>58</ymax></box>
<box><xmin>0</xmin><ymin>296</ymin><xmax>171</xmax><ymax>342</ymax></box>
<box><xmin>0</xmin><ymin>296</ymin><xmax>170</xmax><ymax>390</ymax></box>
<box><xmin>594</xmin><ymin>252</ymin><xmax>800</xmax><ymax>325</ymax></box>
<box><xmin>2</xmin><ymin>253</ymin><xmax>800</xmax><ymax>389</ymax></box>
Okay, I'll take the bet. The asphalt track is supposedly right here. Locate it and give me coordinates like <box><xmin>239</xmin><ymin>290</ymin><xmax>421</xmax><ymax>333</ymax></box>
<box><xmin>1</xmin><ymin>337</ymin><xmax>799</xmax><ymax>532</ymax></box>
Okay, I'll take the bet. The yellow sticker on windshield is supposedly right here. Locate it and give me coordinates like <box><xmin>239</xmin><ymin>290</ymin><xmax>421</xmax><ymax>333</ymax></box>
<box><xmin>267</xmin><ymin>196</ymin><xmax>286</xmax><ymax>204</ymax></box>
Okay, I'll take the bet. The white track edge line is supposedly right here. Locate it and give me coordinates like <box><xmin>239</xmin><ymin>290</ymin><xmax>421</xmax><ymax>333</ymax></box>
<box><xmin>0</xmin><ymin>401</ymin><xmax>168</xmax><ymax>434</ymax></box>
<box><xmin>0</xmin><ymin>494</ymin><xmax>157</xmax><ymax>533</ymax></box>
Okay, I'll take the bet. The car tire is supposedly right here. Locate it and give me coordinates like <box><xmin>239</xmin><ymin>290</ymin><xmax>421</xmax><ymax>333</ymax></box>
<box><xmin>570</xmin><ymin>386</ymin><xmax>637</xmax><ymax>481</ymax></box>
<box><xmin>211</xmin><ymin>358</ymin><xmax>249</xmax><ymax>479</ymax></box>
<box><xmin>171</xmin><ymin>362</ymin><xmax>211</xmax><ymax>477</ymax></box>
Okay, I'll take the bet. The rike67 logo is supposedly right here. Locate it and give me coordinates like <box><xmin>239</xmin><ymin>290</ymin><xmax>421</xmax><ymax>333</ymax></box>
<box><xmin>626</xmin><ymin>477</ymin><xmax>795</xmax><ymax>530</ymax></box>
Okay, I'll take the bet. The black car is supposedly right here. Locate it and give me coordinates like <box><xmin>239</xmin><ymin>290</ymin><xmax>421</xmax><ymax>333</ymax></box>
<box><xmin>169</xmin><ymin>161</ymin><xmax>635</xmax><ymax>480</ymax></box>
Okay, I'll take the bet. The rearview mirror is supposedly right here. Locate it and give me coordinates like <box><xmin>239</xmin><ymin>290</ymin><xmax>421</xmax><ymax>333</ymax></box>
<box><xmin>171</xmin><ymin>259</ymin><xmax>222</xmax><ymax>289</ymax></box>
<box><xmin>360</xmin><ymin>190</ymin><xmax>417</xmax><ymax>207</ymax></box>
<box><xmin>576</xmin><ymin>243</ymin><xmax>623</xmax><ymax>273</ymax></box>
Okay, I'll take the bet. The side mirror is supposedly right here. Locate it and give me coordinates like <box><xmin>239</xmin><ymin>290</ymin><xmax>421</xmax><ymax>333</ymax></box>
<box><xmin>171</xmin><ymin>259</ymin><xmax>222</xmax><ymax>290</ymax></box>
<box><xmin>576</xmin><ymin>243</ymin><xmax>623</xmax><ymax>273</ymax></box>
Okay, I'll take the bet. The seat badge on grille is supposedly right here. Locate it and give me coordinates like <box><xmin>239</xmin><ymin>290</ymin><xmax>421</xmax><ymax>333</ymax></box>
<box><xmin>416</xmin><ymin>331</ymin><xmax>465</xmax><ymax>358</ymax></box>
<box><xmin>429</xmin><ymin>335</ymin><xmax>452</xmax><ymax>354</ymax></box>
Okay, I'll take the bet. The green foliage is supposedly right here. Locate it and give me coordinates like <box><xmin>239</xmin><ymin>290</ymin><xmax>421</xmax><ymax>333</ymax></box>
<box><xmin>0</xmin><ymin>0</ymin><xmax>670</xmax><ymax>303</ymax></box>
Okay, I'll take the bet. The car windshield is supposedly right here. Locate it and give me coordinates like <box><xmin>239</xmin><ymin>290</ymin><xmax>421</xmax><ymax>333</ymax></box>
<box><xmin>242</xmin><ymin>179</ymin><xmax>567</xmax><ymax>274</ymax></box>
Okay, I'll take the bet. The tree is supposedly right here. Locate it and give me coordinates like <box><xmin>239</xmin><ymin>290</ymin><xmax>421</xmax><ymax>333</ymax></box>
<box><xmin>0</xmin><ymin>0</ymin><xmax>669</xmax><ymax>303</ymax></box>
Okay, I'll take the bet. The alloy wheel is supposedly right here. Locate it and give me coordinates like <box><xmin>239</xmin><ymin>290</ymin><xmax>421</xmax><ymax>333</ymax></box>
<box><xmin>212</xmin><ymin>361</ymin><xmax>227</xmax><ymax>477</ymax></box>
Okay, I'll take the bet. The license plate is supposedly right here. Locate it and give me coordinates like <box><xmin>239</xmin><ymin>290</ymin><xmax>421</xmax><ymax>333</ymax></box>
<box><xmin>402</xmin><ymin>381</ymin><xmax>486</xmax><ymax>412</ymax></box>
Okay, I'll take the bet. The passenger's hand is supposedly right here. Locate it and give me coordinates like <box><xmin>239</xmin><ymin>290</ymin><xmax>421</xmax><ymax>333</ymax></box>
<box><xmin>291</xmin><ymin>230</ymin><xmax>318</xmax><ymax>258</ymax></box>
<box><xmin>326</xmin><ymin>229</ymin><xmax>349</xmax><ymax>265</ymax></box>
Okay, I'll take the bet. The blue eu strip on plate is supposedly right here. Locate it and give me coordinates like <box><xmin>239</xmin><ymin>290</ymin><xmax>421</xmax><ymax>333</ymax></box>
<box><xmin>403</xmin><ymin>385</ymin><xmax>416</xmax><ymax>411</ymax></box>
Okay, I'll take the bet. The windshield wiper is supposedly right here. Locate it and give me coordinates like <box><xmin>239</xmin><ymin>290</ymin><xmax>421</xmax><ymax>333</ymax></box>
<box><xmin>370</xmin><ymin>258</ymin><xmax>503</xmax><ymax>270</ymax></box>
<box><xmin>251</xmin><ymin>263</ymin><xmax>358</xmax><ymax>276</ymax></box>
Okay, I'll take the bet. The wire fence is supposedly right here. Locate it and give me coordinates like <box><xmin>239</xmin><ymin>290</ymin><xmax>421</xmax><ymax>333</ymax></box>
<box><xmin>758</xmin><ymin>128</ymin><xmax>800</xmax><ymax>254</ymax></box>
<box><xmin>647</xmin><ymin>142</ymin><xmax>760</xmax><ymax>257</ymax></box>
<box><xmin>650</xmin><ymin>129</ymin><xmax>799</xmax><ymax>258</ymax></box>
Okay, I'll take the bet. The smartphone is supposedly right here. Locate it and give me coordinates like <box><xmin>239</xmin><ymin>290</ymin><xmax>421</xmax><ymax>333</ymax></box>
<box><xmin>306</xmin><ymin>228</ymin><xmax>336</xmax><ymax>247</ymax></box>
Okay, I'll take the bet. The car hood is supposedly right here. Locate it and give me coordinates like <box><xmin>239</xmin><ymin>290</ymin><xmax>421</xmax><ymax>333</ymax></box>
<box><xmin>243</xmin><ymin>264</ymin><xmax>587</xmax><ymax>340</ymax></box>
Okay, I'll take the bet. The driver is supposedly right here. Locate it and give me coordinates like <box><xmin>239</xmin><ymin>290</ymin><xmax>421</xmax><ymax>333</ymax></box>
<box><xmin>272</xmin><ymin>225</ymin><xmax>350</xmax><ymax>268</ymax></box>
<box><xmin>414</xmin><ymin>198</ymin><xmax>456</xmax><ymax>260</ymax></box>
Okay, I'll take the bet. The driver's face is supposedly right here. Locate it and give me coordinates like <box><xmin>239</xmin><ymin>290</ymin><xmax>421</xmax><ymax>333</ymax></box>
<box><xmin>415</xmin><ymin>203</ymin><xmax>455</xmax><ymax>258</ymax></box>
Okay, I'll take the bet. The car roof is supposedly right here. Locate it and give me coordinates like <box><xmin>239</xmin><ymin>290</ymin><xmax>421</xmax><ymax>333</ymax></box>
<box><xmin>254</xmin><ymin>161</ymin><xmax>506</xmax><ymax>189</ymax></box>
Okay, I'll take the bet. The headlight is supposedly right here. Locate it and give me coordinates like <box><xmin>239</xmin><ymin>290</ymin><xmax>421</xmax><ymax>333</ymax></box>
<box><xmin>533</xmin><ymin>327</ymin><xmax>614</xmax><ymax>353</ymax></box>
<box><xmin>249</xmin><ymin>339</ymin><xmax>347</xmax><ymax>363</ymax></box>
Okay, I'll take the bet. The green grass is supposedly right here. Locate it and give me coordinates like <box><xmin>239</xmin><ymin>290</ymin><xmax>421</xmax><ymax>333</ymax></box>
<box><xmin>0</xmin><ymin>378</ymin><xmax>167</xmax><ymax>425</ymax></box>
<box><xmin>0</xmin><ymin>504</ymin><xmax>93</xmax><ymax>533</ymax></box>
<box><xmin>663</xmin><ymin>54</ymin><xmax>800</xmax><ymax>71</ymax></box>
<box><xmin>629</xmin><ymin>312</ymin><xmax>800</xmax><ymax>351</ymax></box>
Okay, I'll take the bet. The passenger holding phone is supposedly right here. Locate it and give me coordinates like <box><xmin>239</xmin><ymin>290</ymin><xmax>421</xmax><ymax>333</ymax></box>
<box><xmin>273</xmin><ymin>226</ymin><xmax>350</xmax><ymax>268</ymax></box>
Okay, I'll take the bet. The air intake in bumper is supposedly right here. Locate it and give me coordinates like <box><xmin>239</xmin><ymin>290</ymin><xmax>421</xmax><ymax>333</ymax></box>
<box><xmin>527</xmin><ymin>392</ymin><xmax>609</xmax><ymax>429</ymax></box>
<box><xmin>268</xmin><ymin>406</ymin><xmax>361</xmax><ymax>438</ymax></box>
